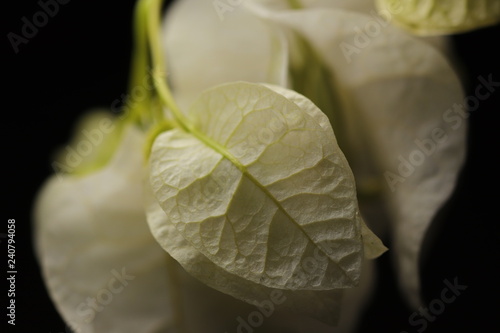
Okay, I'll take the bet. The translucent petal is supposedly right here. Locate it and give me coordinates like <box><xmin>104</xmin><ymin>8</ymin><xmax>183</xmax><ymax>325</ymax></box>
<box><xmin>163</xmin><ymin>0</ymin><xmax>288</xmax><ymax>111</ymax></box>
<box><xmin>34</xmin><ymin>125</ymin><xmax>175</xmax><ymax>333</ymax></box>
<box><xmin>148</xmin><ymin>82</ymin><xmax>385</xmax><ymax>296</ymax></box>
<box><xmin>146</xmin><ymin>185</ymin><xmax>344</xmax><ymax>326</ymax></box>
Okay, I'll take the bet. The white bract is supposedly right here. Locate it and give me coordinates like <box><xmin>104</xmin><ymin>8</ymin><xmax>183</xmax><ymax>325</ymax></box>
<box><xmin>34</xmin><ymin>124</ymin><xmax>175</xmax><ymax>333</ymax></box>
<box><xmin>146</xmin><ymin>81</ymin><xmax>386</xmax><ymax>324</ymax></box>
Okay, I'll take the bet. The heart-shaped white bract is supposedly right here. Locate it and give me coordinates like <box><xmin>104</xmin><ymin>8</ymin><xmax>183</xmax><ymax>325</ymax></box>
<box><xmin>147</xmin><ymin>82</ymin><xmax>385</xmax><ymax>306</ymax></box>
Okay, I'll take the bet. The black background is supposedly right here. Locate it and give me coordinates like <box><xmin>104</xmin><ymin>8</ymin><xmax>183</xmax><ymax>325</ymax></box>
<box><xmin>2</xmin><ymin>1</ymin><xmax>499</xmax><ymax>332</ymax></box>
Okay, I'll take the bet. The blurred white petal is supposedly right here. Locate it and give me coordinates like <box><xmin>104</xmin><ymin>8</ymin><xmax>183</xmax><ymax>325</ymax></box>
<box><xmin>163</xmin><ymin>0</ymin><xmax>289</xmax><ymax>111</ymax></box>
<box><xmin>34</xmin><ymin>125</ymin><xmax>175</xmax><ymax>333</ymax></box>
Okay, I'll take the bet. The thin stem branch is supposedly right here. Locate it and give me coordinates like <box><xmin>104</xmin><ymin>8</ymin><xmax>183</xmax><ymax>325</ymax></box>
<box><xmin>145</xmin><ymin>0</ymin><xmax>190</xmax><ymax>132</ymax></box>
<box><xmin>125</xmin><ymin>0</ymin><xmax>153</xmax><ymax>126</ymax></box>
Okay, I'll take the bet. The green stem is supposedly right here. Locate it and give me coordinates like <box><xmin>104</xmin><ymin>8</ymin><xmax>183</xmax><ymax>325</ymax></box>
<box><xmin>287</xmin><ymin>0</ymin><xmax>303</xmax><ymax>9</ymax></box>
<box><xmin>134</xmin><ymin>3</ymin><xmax>189</xmax><ymax>332</ymax></box>
<box><xmin>124</xmin><ymin>0</ymin><xmax>154</xmax><ymax>127</ymax></box>
<box><xmin>144</xmin><ymin>0</ymin><xmax>191</xmax><ymax>132</ymax></box>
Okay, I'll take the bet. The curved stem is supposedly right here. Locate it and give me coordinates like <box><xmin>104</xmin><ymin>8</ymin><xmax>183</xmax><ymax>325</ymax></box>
<box><xmin>145</xmin><ymin>0</ymin><xmax>191</xmax><ymax>132</ymax></box>
<box><xmin>144</xmin><ymin>118</ymin><xmax>175</xmax><ymax>159</ymax></box>
<box><xmin>124</xmin><ymin>0</ymin><xmax>154</xmax><ymax>127</ymax></box>
<box><xmin>135</xmin><ymin>3</ymin><xmax>189</xmax><ymax>332</ymax></box>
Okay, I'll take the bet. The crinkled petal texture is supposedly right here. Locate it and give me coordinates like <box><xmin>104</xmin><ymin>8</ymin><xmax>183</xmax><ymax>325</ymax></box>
<box><xmin>34</xmin><ymin>125</ymin><xmax>176</xmax><ymax>333</ymax></box>
<box><xmin>147</xmin><ymin>190</ymin><xmax>377</xmax><ymax>332</ymax></box>
<box><xmin>147</xmin><ymin>82</ymin><xmax>385</xmax><ymax>325</ymax></box>
<box><xmin>146</xmin><ymin>183</ymin><xmax>345</xmax><ymax>328</ymax></box>
<box><xmin>376</xmin><ymin>0</ymin><xmax>500</xmax><ymax>35</ymax></box>
<box><xmin>164</xmin><ymin>0</ymin><xmax>466</xmax><ymax>309</ymax></box>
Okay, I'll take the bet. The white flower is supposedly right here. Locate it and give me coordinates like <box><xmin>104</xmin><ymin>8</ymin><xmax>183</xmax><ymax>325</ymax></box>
<box><xmin>33</xmin><ymin>0</ymin><xmax>469</xmax><ymax>332</ymax></box>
